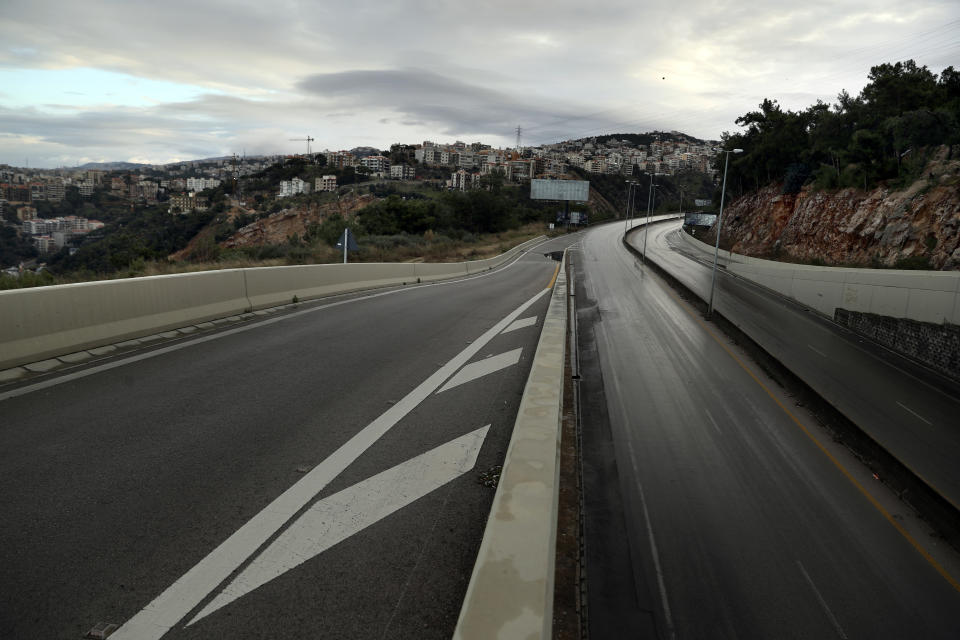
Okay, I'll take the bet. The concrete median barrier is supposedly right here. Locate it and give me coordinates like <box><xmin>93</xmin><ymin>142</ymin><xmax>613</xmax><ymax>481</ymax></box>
<box><xmin>454</xmin><ymin>251</ymin><xmax>567</xmax><ymax>640</ymax></box>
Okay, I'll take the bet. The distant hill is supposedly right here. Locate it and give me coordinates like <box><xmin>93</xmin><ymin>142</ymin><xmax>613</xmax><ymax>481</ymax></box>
<box><xmin>349</xmin><ymin>146</ymin><xmax>384</xmax><ymax>158</ymax></box>
<box><xmin>589</xmin><ymin>131</ymin><xmax>711</xmax><ymax>147</ymax></box>
<box><xmin>75</xmin><ymin>161</ymin><xmax>151</xmax><ymax>171</ymax></box>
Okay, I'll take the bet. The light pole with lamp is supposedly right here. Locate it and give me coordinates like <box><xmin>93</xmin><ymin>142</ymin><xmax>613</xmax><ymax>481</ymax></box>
<box><xmin>624</xmin><ymin>180</ymin><xmax>636</xmax><ymax>233</ymax></box>
<box><xmin>643</xmin><ymin>175</ymin><xmax>657</xmax><ymax>264</ymax></box>
<box><xmin>707</xmin><ymin>147</ymin><xmax>743</xmax><ymax>318</ymax></box>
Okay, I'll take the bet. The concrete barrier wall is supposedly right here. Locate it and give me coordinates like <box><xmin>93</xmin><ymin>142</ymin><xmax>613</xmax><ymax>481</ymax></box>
<box><xmin>244</xmin><ymin>262</ymin><xmax>418</xmax><ymax>310</ymax></box>
<box><xmin>454</xmin><ymin>251</ymin><xmax>567</xmax><ymax>640</ymax></box>
<box><xmin>0</xmin><ymin>236</ymin><xmax>545</xmax><ymax>370</ymax></box>
<box><xmin>0</xmin><ymin>270</ymin><xmax>250</xmax><ymax>369</ymax></box>
<box><xmin>678</xmin><ymin>230</ymin><xmax>960</xmax><ymax>325</ymax></box>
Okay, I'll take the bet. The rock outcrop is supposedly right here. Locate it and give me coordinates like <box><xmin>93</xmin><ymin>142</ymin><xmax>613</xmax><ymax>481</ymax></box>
<box><xmin>710</xmin><ymin>147</ymin><xmax>960</xmax><ymax>270</ymax></box>
<box><xmin>222</xmin><ymin>192</ymin><xmax>375</xmax><ymax>248</ymax></box>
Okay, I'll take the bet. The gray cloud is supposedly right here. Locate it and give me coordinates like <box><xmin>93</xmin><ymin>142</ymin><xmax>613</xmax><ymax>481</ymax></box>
<box><xmin>295</xmin><ymin>68</ymin><xmax>637</xmax><ymax>143</ymax></box>
<box><xmin>1</xmin><ymin>0</ymin><xmax>957</xmax><ymax>165</ymax></box>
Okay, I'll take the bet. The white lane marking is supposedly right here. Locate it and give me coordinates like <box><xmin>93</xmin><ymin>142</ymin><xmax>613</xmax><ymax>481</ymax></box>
<box><xmin>896</xmin><ymin>401</ymin><xmax>932</xmax><ymax>425</ymax></box>
<box><xmin>110</xmin><ymin>289</ymin><xmax>549</xmax><ymax>640</ymax></box>
<box><xmin>638</xmin><ymin>480</ymin><xmax>675</xmax><ymax>640</ymax></box>
<box><xmin>0</xmin><ymin>237</ymin><xmax>560</xmax><ymax>404</ymax></box>
<box><xmin>437</xmin><ymin>348</ymin><xmax>522</xmax><ymax>393</ymax></box>
<box><xmin>189</xmin><ymin>425</ymin><xmax>490</xmax><ymax>625</ymax></box>
<box><xmin>501</xmin><ymin>316</ymin><xmax>537</xmax><ymax>334</ymax></box>
<box><xmin>797</xmin><ymin>561</ymin><xmax>848</xmax><ymax>639</ymax></box>
<box><xmin>704</xmin><ymin>408</ymin><xmax>722</xmax><ymax>434</ymax></box>
<box><xmin>807</xmin><ymin>344</ymin><xmax>827</xmax><ymax>358</ymax></box>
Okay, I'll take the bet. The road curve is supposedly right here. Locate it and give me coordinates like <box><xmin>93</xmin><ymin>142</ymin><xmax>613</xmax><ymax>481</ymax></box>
<box><xmin>639</xmin><ymin>221</ymin><xmax>960</xmax><ymax>512</ymax></box>
<box><xmin>575</xmin><ymin>220</ymin><xmax>960</xmax><ymax>639</ymax></box>
<box><xmin>0</xmin><ymin>233</ymin><xmax>577</xmax><ymax>640</ymax></box>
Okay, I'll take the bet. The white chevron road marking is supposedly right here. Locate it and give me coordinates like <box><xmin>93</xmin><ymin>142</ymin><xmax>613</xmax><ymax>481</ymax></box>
<box><xmin>110</xmin><ymin>288</ymin><xmax>548</xmax><ymax>640</ymax></box>
<box><xmin>437</xmin><ymin>348</ymin><xmax>522</xmax><ymax>393</ymax></box>
<box><xmin>502</xmin><ymin>316</ymin><xmax>537</xmax><ymax>333</ymax></box>
<box><xmin>189</xmin><ymin>425</ymin><xmax>490</xmax><ymax>625</ymax></box>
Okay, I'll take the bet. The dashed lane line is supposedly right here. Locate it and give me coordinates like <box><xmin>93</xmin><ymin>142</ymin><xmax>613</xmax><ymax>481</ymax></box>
<box><xmin>896</xmin><ymin>401</ymin><xmax>932</xmax><ymax>426</ymax></box>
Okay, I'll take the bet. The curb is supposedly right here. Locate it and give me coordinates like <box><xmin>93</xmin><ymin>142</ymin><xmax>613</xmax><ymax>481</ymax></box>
<box><xmin>454</xmin><ymin>251</ymin><xmax>568</xmax><ymax>640</ymax></box>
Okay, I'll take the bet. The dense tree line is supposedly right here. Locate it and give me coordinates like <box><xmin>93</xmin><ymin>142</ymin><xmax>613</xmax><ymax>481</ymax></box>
<box><xmin>355</xmin><ymin>179</ymin><xmax>556</xmax><ymax>237</ymax></box>
<box><xmin>47</xmin><ymin>206</ymin><xmax>217</xmax><ymax>274</ymax></box>
<box><xmin>0</xmin><ymin>225</ymin><xmax>38</xmax><ymax>266</ymax></box>
<box><xmin>592</xmin><ymin>131</ymin><xmax>701</xmax><ymax>148</ymax></box>
<box><xmin>719</xmin><ymin>60</ymin><xmax>960</xmax><ymax>196</ymax></box>
<box><xmin>573</xmin><ymin>169</ymin><xmax>714</xmax><ymax>217</ymax></box>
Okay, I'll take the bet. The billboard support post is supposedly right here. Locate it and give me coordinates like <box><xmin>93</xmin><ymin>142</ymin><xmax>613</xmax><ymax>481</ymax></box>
<box><xmin>531</xmin><ymin>179</ymin><xmax>590</xmax><ymax>230</ymax></box>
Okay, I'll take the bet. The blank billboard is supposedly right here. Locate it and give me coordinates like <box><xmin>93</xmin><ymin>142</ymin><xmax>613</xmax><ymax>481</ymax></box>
<box><xmin>530</xmin><ymin>179</ymin><xmax>590</xmax><ymax>202</ymax></box>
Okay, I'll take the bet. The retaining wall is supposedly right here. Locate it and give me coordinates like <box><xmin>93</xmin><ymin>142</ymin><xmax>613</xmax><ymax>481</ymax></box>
<box><xmin>678</xmin><ymin>230</ymin><xmax>960</xmax><ymax>325</ymax></box>
<box><xmin>678</xmin><ymin>229</ymin><xmax>960</xmax><ymax>377</ymax></box>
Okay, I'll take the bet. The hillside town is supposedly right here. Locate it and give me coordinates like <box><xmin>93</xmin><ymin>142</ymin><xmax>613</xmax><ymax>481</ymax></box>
<box><xmin>0</xmin><ymin>132</ymin><xmax>718</xmax><ymax>267</ymax></box>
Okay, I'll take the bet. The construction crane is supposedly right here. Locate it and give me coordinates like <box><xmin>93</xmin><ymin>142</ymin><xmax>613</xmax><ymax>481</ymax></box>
<box><xmin>288</xmin><ymin>136</ymin><xmax>314</xmax><ymax>156</ymax></box>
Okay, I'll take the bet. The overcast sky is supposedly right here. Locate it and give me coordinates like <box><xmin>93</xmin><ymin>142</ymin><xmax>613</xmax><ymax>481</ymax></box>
<box><xmin>1</xmin><ymin>0</ymin><xmax>958</xmax><ymax>168</ymax></box>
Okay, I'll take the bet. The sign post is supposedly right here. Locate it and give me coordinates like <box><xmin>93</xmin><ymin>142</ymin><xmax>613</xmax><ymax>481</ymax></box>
<box><xmin>335</xmin><ymin>228</ymin><xmax>359</xmax><ymax>263</ymax></box>
<box><xmin>532</xmin><ymin>179</ymin><xmax>590</xmax><ymax>230</ymax></box>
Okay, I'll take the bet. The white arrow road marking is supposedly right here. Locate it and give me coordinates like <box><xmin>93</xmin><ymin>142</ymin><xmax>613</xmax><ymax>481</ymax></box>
<box><xmin>502</xmin><ymin>316</ymin><xmax>537</xmax><ymax>334</ymax></box>
<box><xmin>110</xmin><ymin>288</ymin><xmax>548</xmax><ymax>640</ymax></box>
<box><xmin>437</xmin><ymin>348</ymin><xmax>522</xmax><ymax>393</ymax></box>
<box><xmin>188</xmin><ymin>425</ymin><xmax>490</xmax><ymax>625</ymax></box>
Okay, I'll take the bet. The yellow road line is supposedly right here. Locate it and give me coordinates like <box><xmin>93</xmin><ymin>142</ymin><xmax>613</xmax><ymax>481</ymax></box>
<box><xmin>548</xmin><ymin>263</ymin><xmax>561</xmax><ymax>289</ymax></box>
<box><xmin>658</xmin><ymin>279</ymin><xmax>960</xmax><ymax>593</ymax></box>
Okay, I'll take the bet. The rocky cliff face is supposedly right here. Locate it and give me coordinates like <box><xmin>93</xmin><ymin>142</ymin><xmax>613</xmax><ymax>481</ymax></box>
<box><xmin>223</xmin><ymin>192</ymin><xmax>375</xmax><ymax>248</ymax></box>
<box><xmin>711</xmin><ymin>147</ymin><xmax>960</xmax><ymax>270</ymax></box>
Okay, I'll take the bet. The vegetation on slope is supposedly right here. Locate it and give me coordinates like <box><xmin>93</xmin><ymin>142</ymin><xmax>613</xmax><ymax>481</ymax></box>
<box><xmin>718</xmin><ymin>60</ymin><xmax>960</xmax><ymax>198</ymax></box>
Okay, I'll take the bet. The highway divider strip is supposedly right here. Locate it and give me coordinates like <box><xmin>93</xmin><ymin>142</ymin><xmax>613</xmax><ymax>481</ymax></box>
<box><xmin>454</xmin><ymin>251</ymin><xmax>568</xmax><ymax>640</ymax></box>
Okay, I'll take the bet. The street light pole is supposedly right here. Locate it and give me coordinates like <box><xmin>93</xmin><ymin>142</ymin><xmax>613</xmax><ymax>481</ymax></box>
<box><xmin>643</xmin><ymin>174</ymin><xmax>656</xmax><ymax>264</ymax></box>
<box><xmin>624</xmin><ymin>180</ymin><xmax>635</xmax><ymax>233</ymax></box>
<box><xmin>707</xmin><ymin>148</ymin><xmax>743</xmax><ymax>318</ymax></box>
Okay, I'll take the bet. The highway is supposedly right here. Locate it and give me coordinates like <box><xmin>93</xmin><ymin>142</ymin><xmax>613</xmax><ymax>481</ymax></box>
<box><xmin>0</xmin><ymin>233</ymin><xmax>578</xmax><ymax>640</ymax></box>
<box><xmin>575</xmin><ymin>221</ymin><xmax>960</xmax><ymax>638</ymax></box>
<box><xmin>642</xmin><ymin>221</ymin><xmax>960</xmax><ymax>511</ymax></box>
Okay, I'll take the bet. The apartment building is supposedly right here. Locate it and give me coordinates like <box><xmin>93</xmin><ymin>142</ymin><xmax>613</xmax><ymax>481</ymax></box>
<box><xmin>168</xmin><ymin>192</ymin><xmax>209</xmax><ymax>213</ymax></box>
<box><xmin>360</xmin><ymin>155</ymin><xmax>390</xmax><ymax>173</ymax></box>
<box><xmin>326</xmin><ymin>151</ymin><xmax>357</xmax><ymax>169</ymax></box>
<box><xmin>186</xmin><ymin>177</ymin><xmax>221</xmax><ymax>191</ymax></box>
<box><xmin>16</xmin><ymin>206</ymin><xmax>37</xmax><ymax>221</ymax></box>
<box><xmin>389</xmin><ymin>165</ymin><xmax>415</xmax><ymax>180</ymax></box>
<box><xmin>278</xmin><ymin>177</ymin><xmax>309</xmax><ymax>198</ymax></box>
<box><xmin>316</xmin><ymin>175</ymin><xmax>338</xmax><ymax>192</ymax></box>
<box><xmin>44</xmin><ymin>178</ymin><xmax>65</xmax><ymax>202</ymax></box>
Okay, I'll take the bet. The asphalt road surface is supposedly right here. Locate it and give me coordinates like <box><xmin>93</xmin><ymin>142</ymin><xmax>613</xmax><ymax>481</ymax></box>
<box><xmin>575</xmin><ymin>220</ymin><xmax>960</xmax><ymax>639</ymax></box>
<box><xmin>0</xmin><ymin>233</ymin><xmax>578</xmax><ymax>640</ymax></box>
<box><xmin>640</xmin><ymin>221</ymin><xmax>960</xmax><ymax>512</ymax></box>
